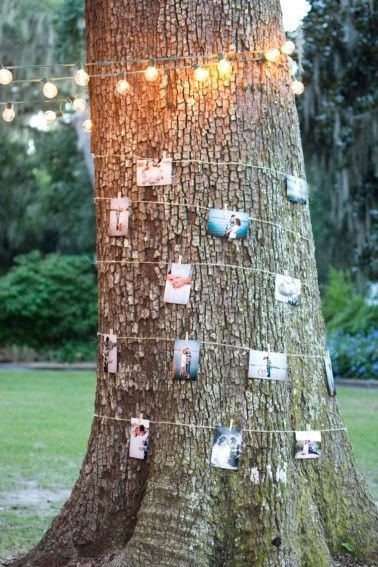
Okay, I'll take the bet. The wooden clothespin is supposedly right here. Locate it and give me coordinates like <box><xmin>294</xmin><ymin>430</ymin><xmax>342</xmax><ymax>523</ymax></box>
<box><xmin>267</xmin><ymin>343</ymin><xmax>271</xmax><ymax>356</ymax></box>
<box><xmin>224</xmin><ymin>203</ymin><xmax>228</xmax><ymax>211</ymax></box>
<box><xmin>162</xmin><ymin>150</ymin><xmax>167</xmax><ymax>160</ymax></box>
<box><xmin>139</xmin><ymin>413</ymin><xmax>143</xmax><ymax>425</ymax></box>
<box><xmin>229</xmin><ymin>419</ymin><xmax>234</xmax><ymax>431</ymax></box>
<box><xmin>117</xmin><ymin>191</ymin><xmax>122</xmax><ymax>198</ymax></box>
<box><xmin>109</xmin><ymin>328</ymin><xmax>114</xmax><ymax>337</ymax></box>
<box><xmin>185</xmin><ymin>331</ymin><xmax>189</xmax><ymax>342</ymax></box>
<box><xmin>178</xmin><ymin>255</ymin><xmax>182</xmax><ymax>265</ymax></box>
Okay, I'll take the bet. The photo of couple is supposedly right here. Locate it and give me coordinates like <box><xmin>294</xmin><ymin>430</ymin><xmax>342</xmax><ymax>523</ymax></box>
<box><xmin>129</xmin><ymin>417</ymin><xmax>150</xmax><ymax>460</ymax></box>
<box><xmin>275</xmin><ymin>274</ymin><xmax>302</xmax><ymax>306</ymax></box>
<box><xmin>295</xmin><ymin>430</ymin><xmax>321</xmax><ymax>459</ymax></box>
<box><xmin>103</xmin><ymin>333</ymin><xmax>117</xmax><ymax>373</ymax></box>
<box><xmin>172</xmin><ymin>339</ymin><xmax>200</xmax><ymax>381</ymax></box>
<box><xmin>210</xmin><ymin>426</ymin><xmax>242</xmax><ymax>471</ymax></box>
<box><xmin>164</xmin><ymin>262</ymin><xmax>193</xmax><ymax>305</ymax></box>
<box><xmin>286</xmin><ymin>174</ymin><xmax>308</xmax><ymax>204</ymax></box>
<box><xmin>207</xmin><ymin>208</ymin><xmax>250</xmax><ymax>240</ymax></box>
<box><xmin>248</xmin><ymin>349</ymin><xmax>287</xmax><ymax>380</ymax></box>
<box><xmin>136</xmin><ymin>158</ymin><xmax>172</xmax><ymax>186</ymax></box>
<box><xmin>109</xmin><ymin>197</ymin><xmax>129</xmax><ymax>236</ymax></box>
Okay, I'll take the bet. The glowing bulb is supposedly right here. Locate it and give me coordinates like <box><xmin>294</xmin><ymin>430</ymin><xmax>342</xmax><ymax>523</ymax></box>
<box><xmin>44</xmin><ymin>110</ymin><xmax>57</xmax><ymax>124</ymax></box>
<box><xmin>2</xmin><ymin>102</ymin><xmax>15</xmax><ymax>122</ymax></box>
<box><xmin>75</xmin><ymin>68</ymin><xmax>89</xmax><ymax>86</ymax></box>
<box><xmin>287</xmin><ymin>57</ymin><xmax>298</xmax><ymax>76</ymax></box>
<box><xmin>0</xmin><ymin>67</ymin><xmax>12</xmax><ymax>85</ymax></box>
<box><xmin>217</xmin><ymin>55</ymin><xmax>232</xmax><ymax>77</ymax></box>
<box><xmin>82</xmin><ymin>119</ymin><xmax>92</xmax><ymax>132</ymax></box>
<box><xmin>144</xmin><ymin>62</ymin><xmax>159</xmax><ymax>82</ymax></box>
<box><xmin>72</xmin><ymin>97</ymin><xmax>86</xmax><ymax>111</ymax></box>
<box><xmin>291</xmin><ymin>80</ymin><xmax>305</xmax><ymax>95</ymax></box>
<box><xmin>43</xmin><ymin>80</ymin><xmax>58</xmax><ymax>99</ymax></box>
<box><xmin>264</xmin><ymin>48</ymin><xmax>281</xmax><ymax>63</ymax></box>
<box><xmin>194</xmin><ymin>65</ymin><xmax>209</xmax><ymax>82</ymax></box>
<box><xmin>281</xmin><ymin>40</ymin><xmax>296</xmax><ymax>55</ymax></box>
<box><xmin>116</xmin><ymin>78</ymin><xmax>130</xmax><ymax>94</ymax></box>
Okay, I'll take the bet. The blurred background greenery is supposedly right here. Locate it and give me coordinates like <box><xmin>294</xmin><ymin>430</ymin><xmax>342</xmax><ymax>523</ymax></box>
<box><xmin>0</xmin><ymin>0</ymin><xmax>376</xmax><ymax>376</ymax></box>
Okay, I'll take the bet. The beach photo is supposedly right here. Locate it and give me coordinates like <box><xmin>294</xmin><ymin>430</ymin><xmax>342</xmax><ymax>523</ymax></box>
<box><xmin>248</xmin><ymin>349</ymin><xmax>287</xmax><ymax>380</ymax></box>
<box><xmin>210</xmin><ymin>426</ymin><xmax>242</xmax><ymax>471</ymax></box>
<box><xmin>275</xmin><ymin>274</ymin><xmax>301</xmax><ymax>306</ymax></box>
<box><xmin>172</xmin><ymin>339</ymin><xmax>200</xmax><ymax>381</ymax></box>
<box><xmin>136</xmin><ymin>158</ymin><xmax>172</xmax><ymax>186</ymax></box>
<box><xmin>109</xmin><ymin>197</ymin><xmax>129</xmax><ymax>236</ymax></box>
<box><xmin>286</xmin><ymin>174</ymin><xmax>308</xmax><ymax>204</ymax></box>
<box><xmin>324</xmin><ymin>351</ymin><xmax>336</xmax><ymax>396</ymax></box>
<box><xmin>163</xmin><ymin>262</ymin><xmax>193</xmax><ymax>305</ymax></box>
<box><xmin>129</xmin><ymin>418</ymin><xmax>150</xmax><ymax>460</ymax></box>
<box><xmin>295</xmin><ymin>430</ymin><xmax>321</xmax><ymax>459</ymax></box>
<box><xmin>207</xmin><ymin>208</ymin><xmax>250</xmax><ymax>240</ymax></box>
<box><xmin>103</xmin><ymin>333</ymin><xmax>117</xmax><ymax>373</ymax></box>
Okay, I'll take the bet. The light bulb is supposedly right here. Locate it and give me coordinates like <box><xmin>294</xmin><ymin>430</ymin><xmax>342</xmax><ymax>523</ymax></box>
<box><xmin>82</xmin><ymin>119</ymin><xmax>92</xmax><ymax>132</ymax></box>
<box><xmin>0</xmin><ymin>68</ymin><xmax>13</xmax><ymax>85</ymax></box>
<box><xmin>2</xmin><ymin>103</ymin><xmax>15</xmax><ymax>122</ymax></box>
<box><xmin>291</xmin><ymin>80</ymin><xmax>305</xmax><ymax>95</ymax></box>
<box><xmin>287</xmin><ymin>57</ymin><xmax>298</xmax><ymax>77</ymax></box>
<box><xmin>116</xmin><ymin>78</ymin><xmax>130</xmax><ymax>94</ymax></box>
<box><xmin>43</xmin><ymin>80</ymin><xmax>58</xmax><ymax>99</ymax></box>
<box><xmin>264</xmin><ymin>48</ymin><xmax>281</xmax><ymax>63</ymax></box>
<box><xmin>75</xmin><ymin>68</ymin><xmax>89</xmax><ymax>86</ymax></box>
<box><xmin>281</xmin><ymin>40</ymin><xmax>296</xmax><ymax>55</ymax></box>
<box><xmin>72</xmin><ymin>97</ymin><xmax>86</xmax><ymax>111</ymax></box>
<box><xmin>194</xmin><ymin>65</ymin><xmax>209</xmax><ymax>82</ymax></box>
<box><xmin>217</xmin><ymin>55</ymin><xmax>232</xmax><ymax>77</ymax></box>
<box><xmin>144</xmin><ymin>64</ymin><xmax>159</xmax><ymax>82</ymax></box>
<box><xmin>44</xmin><ymin>110</ymin><xmax>57</xmax><ymax>124</ymax></box>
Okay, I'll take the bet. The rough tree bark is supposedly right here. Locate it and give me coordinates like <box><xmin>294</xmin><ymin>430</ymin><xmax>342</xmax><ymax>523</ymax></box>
<box><xmin>12</xmin><ymin>1</ymin><xmax>377</xmax><ymax>566</ymax></box>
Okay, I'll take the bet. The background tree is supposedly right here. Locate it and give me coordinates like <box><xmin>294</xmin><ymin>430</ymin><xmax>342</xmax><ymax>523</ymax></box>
<box><xmin>10</xmin><ymin>0</ymin><xmax>378</xmax><ymax>566</ymax></box>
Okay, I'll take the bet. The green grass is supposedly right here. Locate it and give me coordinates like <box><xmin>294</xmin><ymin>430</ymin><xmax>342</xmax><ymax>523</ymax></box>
<box><xmin>0</xmin><ymin>372</ymin><xmax>376</xmax><ymax>559</ymax></box>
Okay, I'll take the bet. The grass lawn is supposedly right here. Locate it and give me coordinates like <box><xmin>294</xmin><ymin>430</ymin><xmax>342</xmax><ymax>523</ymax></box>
<box><xmin>0</xmin><ymin>372</ymin><xmax>377</xmax><ymax>559</ymax></box>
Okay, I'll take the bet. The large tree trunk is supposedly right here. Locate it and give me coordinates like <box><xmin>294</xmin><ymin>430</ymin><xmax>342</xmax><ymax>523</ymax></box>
<box><xmin>12</xmin><ymin>1</ymin><xmax>377</xmax><ymax>566</ymax></box>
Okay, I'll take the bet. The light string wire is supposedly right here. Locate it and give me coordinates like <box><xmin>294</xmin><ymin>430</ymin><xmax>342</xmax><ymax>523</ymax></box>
<box><xmin>94</xmin><ymin>197</ymin><xmax>310</xmax><ymax>242</ymax></box>
<box><xmin>94</xmin><ymin>259</ymin><xmax>319</xmax><ymax>293</ymax></box>
<box><xmin>96</xmin><ymin>332</ymin><xmax>327</xmax><ymax>359</ymax></box>
<box><xmin>92</xmin><ymin>413</ymin><xmax>347</xmax><ymax>434</ymax></box>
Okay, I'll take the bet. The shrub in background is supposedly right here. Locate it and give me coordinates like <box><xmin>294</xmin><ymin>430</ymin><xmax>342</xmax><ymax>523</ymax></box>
<box><xmin>0</xmin><ymin>251</ymin><xmax>97</xmax><ymax>361</ymax></box>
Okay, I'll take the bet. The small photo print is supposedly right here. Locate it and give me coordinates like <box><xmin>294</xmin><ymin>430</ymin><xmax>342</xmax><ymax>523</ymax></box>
<box><xmin>275</xmin><ymin>274</ymin><xmax>301</xmax><ymax>306</ymax></box>
<box><xmin>210</xmin><ymin>426</ymin><xmax>242</xmax><ymax>471</ymax></box>
<box><xmin>172</xmin><ymin>339</ymin><xmax>200</xmax><ymax>381</ymax></box>
<box><xmin>129</xmin><ymin>418</ymin><xmax>150</xmax><ymax>460</ymax></box>
<box><xmin>109</xmin><ymin>197</ymin><xmax>129</xmax><ymax>236</ymax></box>
<box><xmin>248</xmin><ymin>349</ymin><xmax>287</xmax><ymax>380</ymax></box>
<box><xmin>286</xmin><ymin>174</ymin><xmax>308</xmax><ymax>204</ymax></box>
<box><xmin>103</xmin><ymin>333</ymin><xmax>117</xmax><ymax>373</ymax></box>
<box><xmin>136</xmin><ymin>158</ymin><xmax>172</xmax><ymax>186</ymax></box>
<box><xmin>207</xmin><ymin>209</ymin><xmax>250</xmax><ymax>240</ymax></box>
<box><xmin>164</xmin><ymin>262</ymin><xmax>193</xmax><ymax>305</ymax></box>
<box><xmin>295</xmin><ymin>430</ymin><xmax>321</xmax><ymax>459</ymax></box>
<box><xmin>324</xmin><ymin>351</ymin><xmax>336</xmax><ymax>396</ymax></box>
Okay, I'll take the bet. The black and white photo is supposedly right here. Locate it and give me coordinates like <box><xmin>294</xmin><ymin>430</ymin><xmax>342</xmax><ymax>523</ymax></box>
<box><xmin>324</xmin><ymin>351</ymin><xmax>336</xmax><ymax>396</ymax></box>
<box><xmin>129</xmin><ymin>418</ymin><xmax>150</xmax><ymax>460</ymax></box>
<box><xmin>164</xmin><ymin>262</ymin><xmax>193</xmax><ymax>305</ymax></box>
<box><xmin>275</xmin><ymin>274</ymin><xmax>301</xmax><ymax>306</ymax></box>
<box><xmin>103</xmin><ymin>332</ymin><xmax>117</xmax><ymax>373</ymax></box>
<box><xmin>136</xmin><ymin>158</ymin><xmax>172</xmax><ymax>186</ymax></box>
<box><xmin>286</xmin><ymin>174</ymin><xmax>308</xmax><ymax>204</ymax></box>
<box><xmin>295</xmin><ymin>430</ymin><xmax>321</xmax><ymax>459</ymax></box>
<box><xmin>248</xmin><ymin>349</ymin><xmax>287</xmax><ymax>380</ymax></box>
<box><xmin>207</xmin><ymin>208</ymin><xmax>250</xmax><ymax>240</ymax></box>
<box><xmin>109</xmin><ymin>197</ymin><xmax>129</xmax><ymax>236</ymax></box>
<box><xmin>210</xmin><ymin>426</ymin><xmax>242</xmax><ymax>470</ymax></box>
<box><xmin>173</xmin><ymin>339</ymin><xmax>200</xmax><ymax>381</ymax></box>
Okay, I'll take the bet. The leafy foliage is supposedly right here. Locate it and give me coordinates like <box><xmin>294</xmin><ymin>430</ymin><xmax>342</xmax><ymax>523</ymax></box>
<box><xmin>329</xmin><ymin>331</ymin><xmax>378</xmax><ymax>380</ymax></box>
<box><xmin>0</xmin><ymin>252</ymin><xmax>97</xmax><ymax>360</ymax></box>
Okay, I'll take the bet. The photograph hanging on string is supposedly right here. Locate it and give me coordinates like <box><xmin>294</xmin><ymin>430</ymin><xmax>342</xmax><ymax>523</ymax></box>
<box><xmin>129</xmin><ymin>417</ymin><xmax>150</xmax><ymax>460</ymax></box>
<box><xmin>275</xmin><ymin>274</ymin><xmax>301</xmax><ymax>306</ymax></box>
<box><xmin>164</xmin><ymin>262</ymin><xmax>193</xmax><ymax>305</ymax></box>
<box><xmin>286</xmin><ymin>174</ymin><xmax>308</xmax><ymax>204</ymax></box>
<box><xmin>210</xmin><ymin>425</ymin><xmax>242</xmax><ymax>471</ymax></box>
<box><xmin>172</xmin><ymin>339</ymin><xmax>200</xmax><ymax>381</ymax></box>
<box><xmin>207</xmin><ymin>208</ymin><xmax>250</xmax><ymax>240</ymax></box>
<box><xmin>136</xmin><ymin>157</ymin><xmax>172</xmax><ymax>186</ymax></box>
<box><xmin>108</xmin><ymin>197</ymin><xmax>129</xmax><ymax>236</ymax></box>
<box><xmin>294</xmin><ymin>430</ymin><xmax>321</xmax><ymax>459</ymax></box>
<box><xmin>248</xmin><ymin>349</ymin><xmax>287</xmax><ymax>380</ymax></box>
<box><xmin>324</xmin><ymin>351</ymin><xmax>336</xmax><ymax>396</ymax></box>
<box><xmin>103</xmin><ymin>332</ymin><xmax>117</xmax><ymax>373</ymax></box>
